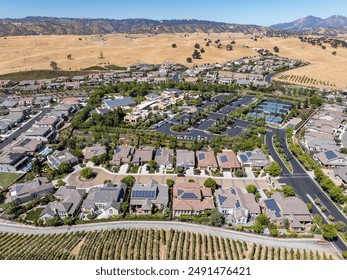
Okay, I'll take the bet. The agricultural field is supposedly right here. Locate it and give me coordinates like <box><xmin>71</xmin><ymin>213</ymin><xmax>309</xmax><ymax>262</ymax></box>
<box><xmin>0</xmin><ymin>229</ymin><xmax>337</xmax><ymax>260</ymax></box>
<box><xmin>277</xmin><ymin>74</ymin><xmax>336</xmax><ymax>88</ymax></box>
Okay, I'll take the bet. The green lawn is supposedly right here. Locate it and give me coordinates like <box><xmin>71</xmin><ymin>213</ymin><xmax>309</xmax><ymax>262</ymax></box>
<box><xmin>26</xmin><ymin>207</ymin><xmax>45</xmax><ymax>222</ymax></box>
<box><xmin>0</xmin><ymin>173</ymin><xmax>22</xmax><ymax>190</ymax></box>
<box><xmin>128</xmin><ymin>166</ymin><xmax>140</xmax><ymax>173</ymax></box>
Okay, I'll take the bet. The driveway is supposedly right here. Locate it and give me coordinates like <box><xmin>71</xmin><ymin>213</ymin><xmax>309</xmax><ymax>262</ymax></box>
<box><xmin>119</xmin><ymin>164</ymin><xmax>129</xmax><ymax>174</ymax></box>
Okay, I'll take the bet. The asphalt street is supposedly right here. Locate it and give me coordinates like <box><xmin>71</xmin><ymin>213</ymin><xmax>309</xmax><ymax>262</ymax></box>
<box><xmin>0</xmin><ymin>107</ymin><xmax>52</xmax><ymax>150</ymax></box>
<box><xmin>266</xmin><ymin>128</ymin><xmax>347</xmax><ymax>252</ymax></box>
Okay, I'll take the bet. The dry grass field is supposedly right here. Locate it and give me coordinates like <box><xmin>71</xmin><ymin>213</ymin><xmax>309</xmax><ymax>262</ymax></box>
<box><xmin>0</xmin><ymin>33</ymin><xmax>346</xmax><ymax>88</ymax></box>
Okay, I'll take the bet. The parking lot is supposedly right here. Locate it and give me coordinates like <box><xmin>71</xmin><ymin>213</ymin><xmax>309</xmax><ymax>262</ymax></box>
<box><xmin>155</xmin><ymin>95</ymin><xmax>255</xmax><ymax>140</ymax></box>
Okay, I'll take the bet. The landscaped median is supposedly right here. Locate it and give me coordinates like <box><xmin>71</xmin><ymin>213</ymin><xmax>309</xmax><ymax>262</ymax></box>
<box><xmin>287</xmin><ymin>128</ymin><xmax>347</xmax><ymax>215</ymax></box>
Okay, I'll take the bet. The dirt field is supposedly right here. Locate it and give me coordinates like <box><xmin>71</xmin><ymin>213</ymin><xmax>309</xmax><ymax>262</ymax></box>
<box><xmin>1</xmin><ymin>33</ymin><xmax>346</xmax><ymax>89</ymax></box>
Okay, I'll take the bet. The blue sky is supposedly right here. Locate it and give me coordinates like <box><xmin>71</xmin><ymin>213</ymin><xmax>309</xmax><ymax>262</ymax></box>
<box><xmin>0</xmin><ymin>0</ymin><xmax>346</xmax><ymax>26</ymax></box>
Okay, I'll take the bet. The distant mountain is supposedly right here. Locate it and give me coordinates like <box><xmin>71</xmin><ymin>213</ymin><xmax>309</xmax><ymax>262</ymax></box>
<box><xmin>271</xmin><ymin>15</ymin><xmax>347</xmax><ymax>30</ymax></box>
<box><xmin>0</xmin><ymin>17</ymin><xmax>272</xmax><ymax>36</ymax></box>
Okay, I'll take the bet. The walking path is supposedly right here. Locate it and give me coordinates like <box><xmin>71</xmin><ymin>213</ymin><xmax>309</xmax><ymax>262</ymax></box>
<box><xmin>0</xmin><ymin>220</ymin><xmax>339</xmax><ymax>255</ymax></box>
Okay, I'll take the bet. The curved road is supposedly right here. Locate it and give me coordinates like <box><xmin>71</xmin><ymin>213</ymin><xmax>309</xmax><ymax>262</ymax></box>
<box><xmin>266</xmin><ymin>128</ymin><xmax>347</xmax><ymax>252</ymax></box>
<box><xmin>0</xmin><ymin>220</ymin><xmax>338</xmax><ymax>254</ymax></box>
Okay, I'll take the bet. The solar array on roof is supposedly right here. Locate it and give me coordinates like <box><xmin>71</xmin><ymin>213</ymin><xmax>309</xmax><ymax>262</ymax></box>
<box><xmin>246</xmin><ymin>151</ymin><xmax>253</xmax><ymax>157</ymax></box>
<box><xmin>235</xmin><ymin>200</ymin><xmax>240</xmax><ymax>208</ymax></box>
<box><xmin>15</xmin><ymin>184</ymin><xmax>24</xmax><ymax>192</ymax></box>
<box><xmin>177</xmin><ymin>189</ymin><xmax>184</xmax><ymax>196</ymax></box>
<box><xmin>115</xmin><ymin>147</ymin><xmax>121</xmax><ymax>153</ymax></box>
<box><xmin>239</xmin><ymin>155</ymin><xmax>248</xmax><ymax>163</ymax></box>
<box><xmin>231</xmin><ymin>189</ymin><xmax>236</xmax><ymax>195</ymax></box>
<box><xmin>132</xmin><ymin>190</ymin><xmax>156</xmax><ymax>199</ymax></box>
<box><xmin>182</xmin><ymin>193</ymin><xmax>198</xmax><ymax>199</ymax></box>
<box><xmin>218</xmin><ymin>195</ymin><xmax>228</xmax><ymax>205</ymax></box>
<box><xmin>264</xmin><ymin>199</ymin><xmax>281</xmax><ymax>218</ymax></box>
<box><xmin>198</xmin><ymin>153</ymin><xmax>206</xmax><ymax>160</ymax></box>
<box><xmin>324</xmin><ymin>150</ymin><xmax>337</xmax><ymax>160</ymax></box>
<box><xmin>220</xmin><ymin>155</ymin><xmax>228</xmax><ymax>163</ymax></box>
<box><xmin>155</xmin><ymin>149</ymin><xmax>162</xmax><ymax>157</ymax></box>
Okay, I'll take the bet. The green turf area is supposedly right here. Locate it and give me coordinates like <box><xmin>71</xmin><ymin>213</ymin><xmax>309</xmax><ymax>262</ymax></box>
<box><xmin>0</xmin><ymin>173</ymin><xmax>22</xmax><ymax>190</ymax></box>
<box><xmin>26</xmin><ymin>207</ymin><xmax>45</xmax><ymax>222</ymax></box>
<box><xmin>128</xmin><ymin>166</ymin><xmax>139</xmax><ymax>173</ymax></box>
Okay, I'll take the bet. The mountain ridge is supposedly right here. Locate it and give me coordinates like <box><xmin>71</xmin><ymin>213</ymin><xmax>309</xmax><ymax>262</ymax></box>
<box><xmin>0</xmin><ymin>16</ymin><xmax>272</xmax><ymax>36</ymax></box>
<box><xmin>271</xmin><ymin>15</ymin><xmax>347</xmax><ymax>30</ymax></box>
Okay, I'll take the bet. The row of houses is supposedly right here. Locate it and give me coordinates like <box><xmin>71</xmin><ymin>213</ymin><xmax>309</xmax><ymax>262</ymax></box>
<box><xmin>5</xmin><ymin>176</ymin><xmax>311</xmax><ymax>231</ymax></box>
<box><xmin>110</xmin><ymin>145</ymin><xmax>269</xmax><ymax>172</ymax></box>
<box><xmin>0</xmin><ymin>103</ymin><xmax>80</xmax><ymax>173</ymax></box>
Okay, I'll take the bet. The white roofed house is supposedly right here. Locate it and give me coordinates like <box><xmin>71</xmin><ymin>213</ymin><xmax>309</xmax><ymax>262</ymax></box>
<box><xmin>81</xmin><ymin>182</ymin><xmax>127</xmax><ymax>219</ymax></box>
<box><xmin>154</xmin><ymin>148</ymin><xmax>174</xmax><ymax>170</ymax></box>
<box><xmin>129</xmin><ymin>180</ymin><xmax>169</xmax><ymax>215</ymax></box>
<box><xmin>215</xmin><ymin>187</ymin><xmax>260</xmax><ymax>224</ymax></box>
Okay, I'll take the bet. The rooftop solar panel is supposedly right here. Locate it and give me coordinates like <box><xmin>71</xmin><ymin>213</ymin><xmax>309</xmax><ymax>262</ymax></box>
<box><xmin>155</xmin><ymin>149</ymin><xmax>162</xmax><ymax>157</ymax></box>
<box><xmin>198</xmin><ymin>153</ymin><xmax>206</xmax><ymax>160</ymax></box>
<box><xmin>324</xmin><ymin>150</ymin><xmax>337</xmax><ymax>160</ymax></box>
<box><xmin>264</xmin><ymin>199</ymin><xmax>281</xmax><ymax>218</ymax></box>
<box><xmin>132</xmin><ymin>190</ymin><xmax>156</xmax><ymax>199</ymax></box>
<box><xmin>218</xmin><ymin>195</ymin><xmax>228</xmax><ymax>205</ymax></box>
<box><xmin>115</xmin><ymin>147</ymin><xmax>121</xmax><ymax>153</ymax></box>
<box><xmin>231</xmin><ymin>189</ymin><xmax>236</xmax><ymax>195</ymax></box>
<box><xmin>220</xmin><ymin>155</ymin><xmax>228</xmax><ymax>163</ymax></box>
<box><xmin>235</xmin><ymin>200</ymin><xmax>240</xmax><ymax>208</ymax></box>
<box><xmin>182</xmin><ymin>192</ymin><xmax>198</xmax><ymax>199</ymax></box>
<box><xmin>239</xmin><ymin>154</ymin><xmax>248</xmax><ymax>163</ymax></box>
<box><xmin>177</xmin><ymin>189</ymin><xmax>183</xmax><ymax>195</ymax></box>
<box><xmin>246</xmin><ymin>151</ymin><xmax>253</xmax><ymax>157</ymax></box>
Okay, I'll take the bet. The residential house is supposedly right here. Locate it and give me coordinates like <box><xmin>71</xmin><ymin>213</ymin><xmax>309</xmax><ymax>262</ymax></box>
<box><xmin>40</xmin><ymin>186</ymin><xmax>86</xmax><ymax>222</ymax></box>
<box><xmin>18</xmin><ymin>97</ymin><xmax>34</xmax><ymax>107</ymax></box>
<box><xmin>263</xmin><ymin>192</ymin><xmax>312</xmax><ymax>231</ymax></box>
<box><xmin>81</xmin><ymin>182</ymin><xmax>127</xmax><ymax>218</ymax></box>
<box><xmin>2</xmin><ymin>138</ymin><xmax>43</xmax><ymax>155</ymax></box>
<box><xmin>334</xmin><ymin>168</ymin><xmax>347</xmax><ymax>184</ymax></box>
<box><xmin>24</xmin><ymin>127</ymin><xmax>55</xmax><ymax>142</ymax></box>
<box><xmin>237</xmin><ymin>148</ymin><xmax>270</xmax><ymax>168</ymax></box>
<box><xmin>34</xmin><ymin>96</ymin><xmax>52</xmax><ymax>107</ymax></box>
<box><xmin>6</xmin><ymin>177</ymin><xmax>54</xmax><ymax>204</ymax></box>
<box><xmin>33</xmin><ymin>115</ymin><xmax>63</xmax><ymax>130</ymax></box>
<box><xmin>47</xmin><ymin>149</ymin><xmax>79</xmax><ymax>169</ymax></box>
<box><xmin>154</xmin><ymin>148</ymin><xmax>174</xmax><ymax>169</ymax></box>
<box><xmin>130</xmin><ymin>180</ymin><xmax>169</xmax><ymax>214</ymax></box>
<box><xmin>172</xmin><ymin>182</ymin><xmax>215</xmax><ymax>216</ymax></box>
<box><xmin>0</xmin><ymin>112</ymin><xmax>25</xmax><ymax>133</ymax></box>
<box><xmin>132</xmin><ymin>146</ymin><xmax>154</xmax><ymax>165</ymax></box>
<box><xmin>111</xmin><ymin>146</ymin><xmax>134</xmax><ymax>166</ymax></box>
<box><xmin>216</xmin><ymin>150</ymin><xmax>241</xmax><ymax>172</ymax></box>
<box><xmin>176</xmin><ymin>149</ymin><xmax>195</xmax><ymax>170</ymax></box>
<box><xmin>83</xmin><ymin>144</ymin><xmax>107</xmax><ymax>161</ymax></box>
<box><xmin>314</xmin><ymin>150</ymin><xmax>347</xmax><ymax>167</ymax></box>
<box><xmin>102</xmin><ymin>97</ymin><xmax>136</xmax><ymax>109</ymax></box>
<box><xmin>196</xmin><ymin>150</ymin><xmax>218</xmax><ymax>171</ymax></box>
<box><xmin>0</xmin><ymin>151</ymin><xmax>28</xmax><ymax>172</ymax></box>
<box><xmin>0</xmin><ymin>100</ymin><xmax>18</xmax><ymax>108</ymax></box>
<box><xmin>215</xmin><ymin>187</ymin><xmax>260</xmax><ymax>224</ymax></box>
